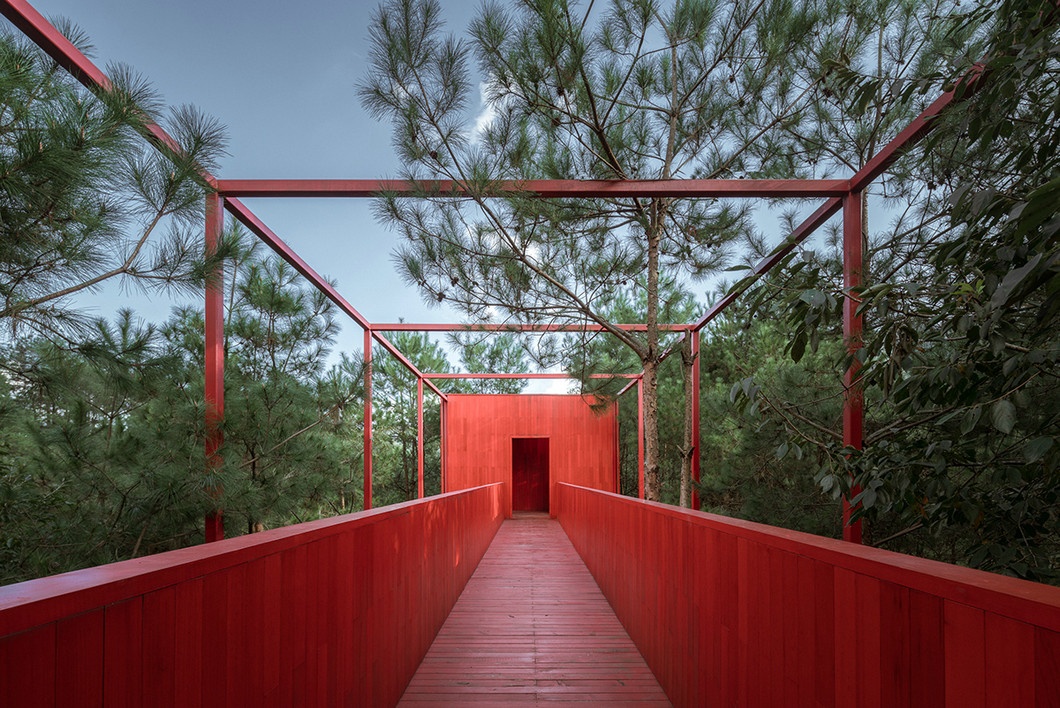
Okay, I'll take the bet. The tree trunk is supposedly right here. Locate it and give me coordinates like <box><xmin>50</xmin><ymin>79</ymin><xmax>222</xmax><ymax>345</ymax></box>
<box><xmin>678</xmin><ymin>333</ymin><xmax>695</xmax><ymax>508</ymax></box>
<box><xmin>643</xmin><ymin>201</ymin><xmax>663</xmax><ymax>501</ymax></box>
<box><xmin>642</xmin><ymin>355</ymin><xmax>661</xmax><ymax>501</ymax></box>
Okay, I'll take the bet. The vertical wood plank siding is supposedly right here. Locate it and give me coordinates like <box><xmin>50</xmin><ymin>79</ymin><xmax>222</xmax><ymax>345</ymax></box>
<box><xmin>444</xmin><ymin>394</ymin><xmax>618</xmax><ymax>513</ymax></box>
<box><xmin>0</xmin><ymin>484</ymin><xmax>506</xmax><ymax>707</ymax></box>
<box><xmin>555</xmin><ymin>483</ymin><xmax>1060</xmax><ymax>708</ymax></box>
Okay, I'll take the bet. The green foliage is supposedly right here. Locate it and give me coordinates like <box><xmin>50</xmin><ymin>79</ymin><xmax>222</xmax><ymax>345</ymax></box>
<box><xmin>0</xmin><ymin>26</ymin><xmax>227</xmax><ymax>339</ymax></box>
<box><xmin>727</xmin><ymin>0</ymin><xmax>1059</xmax><ymax>580</ymax></box>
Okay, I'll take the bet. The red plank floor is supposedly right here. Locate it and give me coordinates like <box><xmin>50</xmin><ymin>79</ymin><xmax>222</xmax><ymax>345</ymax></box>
<box><xmin>398</xmin><ymin>513</ymin><xmax>671</xmax><ymax>705</ymax></box>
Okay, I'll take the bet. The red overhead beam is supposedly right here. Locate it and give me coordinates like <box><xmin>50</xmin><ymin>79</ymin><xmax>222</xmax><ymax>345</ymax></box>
<box><xmin>422</xmin><ymin>372</ymin><xmax>639</xmax><ymax>380</ymax></box>
<box><xmin>616</xmin><ymin>376</ymin><xmax>642</xmax><ymax>398</ymax></box>
<box><xmin>370</xmin><ymin>331</ymin><xmax>448</xmax><ymax>401</ymax></box>
<box><xmin>375</xmin><ymin>322</ymin><xmax>686</xmax><ymax>332</ymax></box>
<box><xmin>691</xmin><ymin>197</ymin><xmax>843</xmax><ymax>332</ymax></box>
<box><xmin>0</xmin><ymin>0</ymin><xmax>202</xmax><ymax>172</ymax></box>
<box><xmin>216</xmin><ymin>178</ymin><xmax>850</xmax><ymax>199</ymax></box>
<box><xmin>224</xmin><ymin>198</ymin><xmax>373</xmax><ymax>331</ymax></box>
<box><xmin>849</xmin><ymin>67</ymin><xmax>984</xmax><ymax>194</ymax></box>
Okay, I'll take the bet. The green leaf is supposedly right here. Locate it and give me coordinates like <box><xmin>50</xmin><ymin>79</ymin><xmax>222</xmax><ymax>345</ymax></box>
<box><xmin>960</xmin><ymin>406</ymin><xmax>981</xmax><ymax>435</ymax></box>
<box><xmin>990</xmin><ymin>400</ymin><xmax>1017</xmax><ymax>434</ymax></box>
<box><xmin>1023</xmin><ymin>437</ymin><xmax>1053</xmax><ymax>463</ymax></box>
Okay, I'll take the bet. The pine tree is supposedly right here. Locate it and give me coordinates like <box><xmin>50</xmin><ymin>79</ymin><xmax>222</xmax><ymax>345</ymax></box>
<box><xmin>361</xmin><ymin>0</ymin><xmax>824</xmax><ymax>500</ymax></box>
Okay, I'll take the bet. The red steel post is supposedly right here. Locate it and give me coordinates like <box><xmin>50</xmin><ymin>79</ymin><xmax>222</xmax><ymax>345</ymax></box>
<box><xmin>691</xmin><ymin>330</ymin><xmax>701</xmax><ymax>511</ymax></box>
<box><xmin>417</xmin><ymin>376</ymin><xmax>425</xmax><ymax>499</ymax></box>
<box><xmin>440</xmin><ymin>397</ymin><xmax>448</xmax><ymax>493</ymax></box>
<box><xmin>843</xmin><ymin>191</ymin><xmax>865</xmax><ymax>544</ymax></box>
<box><xmin>363</xmin><ymin>328</ymin><xmax>373</xmax><ymax>511</ymax></box>
<box><xmin>637</xmin><ymin>378</ymin><xmax>645</xmax><ymax>500</ymax></box>
<box><xmin>204</xmin><ymin>193</ymin><xmax>225</xmax><ymax>542</ymax></box>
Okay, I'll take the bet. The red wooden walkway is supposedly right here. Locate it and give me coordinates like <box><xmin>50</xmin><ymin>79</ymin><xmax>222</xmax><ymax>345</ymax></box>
<box><xmin>399</xmin><ymin>514</ymin><xmax>671</xmax><ymax>705</ymax></box>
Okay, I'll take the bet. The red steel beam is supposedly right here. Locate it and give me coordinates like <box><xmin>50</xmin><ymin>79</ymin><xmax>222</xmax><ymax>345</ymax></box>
<box><xmin>849</xmin><ymin>68</ymin><xmax>984</xmax><ymax>195</ymax></box>
<box><xmin>363</xmin><ymin>329</ymin><xmax>373</xmax><ymax>511</ymax></box>
<box><xmin>842</xmin><ymin>192</ymin><xmax>865</xmax><ymax>544</ymax></box>
<box><xmin>371</xmin><ymin>331</ymin><xmax>447</xmax><ymax>401</ymax></box>
<box><xmin>0</xmin><ymin>0</ymin><xmax>202</xmax><ymax>171</ymax></box>
<box><xmin>417</xmin><ymin>377</ymin><xmax>425</xmax><ymax>500</ymax></box>
<box><xmin>224</xmin><ymin>198</ymin><xmax>372</xmax><ymax>331</ymax></box>
<box><xmin>204</xmin><ymin>193</ymin><xmax>225</xmax><ymax>542</ymax></box>
<box><xmin>216</xmin><ymin>178</ymin><xmax>850</xmax><ymax>199</ymax></box>
<box><xmin>616</xmin><ymin>375</ymin><xmax>642</xmax><ymax>398</ymax></box>
<box><xmin>691</xmin><ymin>197</ymin><xmax>843</xmax><ymax>332</ymax></box>
<box><xmin>691</xmin><ymin>330</ymin><xmax>701</xmax><ymax>512</ymax></box>
<box><xmin>637</xmin><ymin>379</ymin><xmax>645</xmax><ymax>500</ymax></box>
<box><xmin>374</xmin><ymin>322</ymin><xmax>687</xmax><ymax>332</ymax></box>
<box><xmin>422</xmin><ymin>372</ymin><xmax>640</xmax><ymax>380</ymax></box>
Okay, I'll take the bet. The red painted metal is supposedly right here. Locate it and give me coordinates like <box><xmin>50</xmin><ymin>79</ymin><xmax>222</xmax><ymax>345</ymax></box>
<box><xmin>375</xmin><ymin>322</ymin><xmax>687</xmax><ymax>332</ymax></box>
<box><xmin>204</xmin><ymin>193</ymin><xmax>225</xmax><ymax>542</ymax></box>
<box><xmin>423</xmin><ymin>371</ymin><xmax>639</xmax><ymax>380</ymax></box>
<box><xmin>224</xmin><ymin>198</ymin><xmax>372</xmax><ymax>331</ymax></box>
<box><xmin>399</xmin><ymin>517</ymin><xmax>669</xmax><ymax>705</ymax></box>
<box><xmin>690</xmin><ymin>329</ymin><xmax>701</xmax><ymax>511</ymax></box>
<box><xmin>843</xmin><ymin>192</ymin><xmax>865</xmax><ymax>544</ymax></box>
<box><xmin>0</xmin><ymin>0</ymin><xmax>193</xmax><ymax>171</ymax></box>
<box><xmin>0</xmin><ymin>485</ymin><xmax>505</xmax><ymax>708</ymax></box>
<box><xmin>616</xmin><ymin>375</ymin><xmax>641</xmax><ymax>398</ymax></box>
<box><xmin>216</xmin><ymin>177</ymin><xmax>850</xmax><ymax>199</ymax></box>
<box><xmin>417</xmin><ymin>377</ymin><xmax>425</xmax><ymax>499</ymax></box>
<box><xmin>440</xmin><ymin>398</ymin><xmax>448</xmax><ymax>493</ymax></box>
<box><xmin>692</xmin><ymin>197</ymin><xmax>843</xmax><ymax>332</ymax></box>
<box><xmin>637</xmin><ymin>379</ymin><xmax>645</xmax><ymax>500</ymax></box>
<box><xmin>849</xmin><ymin>67</ymin><xmax>984</xmax><ymax>195</ymax></box>
<box><xmin>555</xmin><ymin>483</ymin><xmax>1060</xmax><ymax>708</ymax></box>
<box><xmin>444</xmin><ymin>395</ymin><xmax>617</xmax><ymax>515</ymax></box>
<box><xmin>370</xmin><ymin>331</ymin><xmax>447</xmax><ymax>401</ymax></box>
<box><xmin>363</xmin><ymin>328</ymin><xmax>373</xmax><ymax>511</ymax></box>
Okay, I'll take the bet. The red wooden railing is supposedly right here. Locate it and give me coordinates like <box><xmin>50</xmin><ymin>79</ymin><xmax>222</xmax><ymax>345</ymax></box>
<box><xmin>555</xmin><ymin>483</ymin><xmax>1060</xmax><ymax>708</ymax></box>
<box><xmin>0</xmin><ymin>484</ymin><xmax>506</xmax><ymax>708</ymax></box>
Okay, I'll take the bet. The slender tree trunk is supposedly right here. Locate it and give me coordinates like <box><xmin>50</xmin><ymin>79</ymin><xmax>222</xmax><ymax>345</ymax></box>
<box><xmin>679</xmin><ymin>333</ymin><xmax>695</xmax><ymax>508</ymax></box>
<box><xmin>643</xmin><ymin>201</ymin><xmax>662</xmax><ymax>501</ymax></box>
<box><xmin>642</xmin><ymin>356</ymin><xmax>661</xmax><ymax>501</ymax></box>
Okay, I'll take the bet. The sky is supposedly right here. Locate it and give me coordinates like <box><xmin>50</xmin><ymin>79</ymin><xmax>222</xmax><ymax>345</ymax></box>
<box><xmin>4</xmin><ymin>0</ymin><xmax>827</xmax><ymax>387</ymax></box>
<box><xmin>4</xmin><ymin>0</ymin><xmax>497</xmax><ymax>366</ymax></box>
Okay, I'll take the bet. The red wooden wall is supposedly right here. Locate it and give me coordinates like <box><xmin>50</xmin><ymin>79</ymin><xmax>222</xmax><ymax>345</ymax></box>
<box><xmin>555</xmin><ymin>483</ymin><xmax>1060</xmax><ymax>708</ymax></box>
<box><xmin>444</xmin><ymin>394</ymin><xmax>617</xmax><ymax>514</ymax></box>
<box><xmin>0</xmin><ymin>484</ymin><xmax>506</xmax><ymax>708</ymax></box>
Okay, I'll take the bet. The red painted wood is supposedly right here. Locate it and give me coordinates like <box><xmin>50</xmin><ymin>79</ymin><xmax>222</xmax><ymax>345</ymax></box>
<box><xmin>944</xmin><ymin>600</ymin><xmax>986</xmax><ymax>708</ymax></box>
<box><xmin>1035</xmin><ymin>628</ymin><xmax>1060</xmax><ymax>708</ymax></box>
<box><xmin>398</xmin><ymin>515</ymin><xmax>669</xmax><ymax>705</ymax></box>
<box><xmin>0</xmin><ymin>624</ymin><xmax>55</xmax><ymax>708</ymax></box>
<box><xmin>55</xmin><ymin>609</ymin><xmax>104</xmax><ymax>707</ymax></box>
<box><xmin>103</xmin><ymin>599</ymin><xmax>142</xmax><ymax>707</ymax></box>
<box><xmin>0</xmin><ymin>484</ymin><xmax>505</xmax><ymax>708</ymax></box>
<box><xmin>555</xmin><ymin>483</ymin><xmax>1060</xmax><ymax>708</ymax></box>
<box><xmin>445</xmin><ymin>395</ymin><xmax>617</xmax><ymax>514</ymax></box>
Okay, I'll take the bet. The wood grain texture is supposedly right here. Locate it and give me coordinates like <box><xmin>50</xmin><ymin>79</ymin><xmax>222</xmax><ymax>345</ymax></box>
<box><xmin>445</xmin><ymin>395</ymin><xmax>617</xmax><ymax>514</ymax></box>
<box><xmin>399</xmin><ymin>514</ymin><xmax>670</xmax><ymax>706</ymax></box>
<box><xmin>0</xmin><ymin>484</ymin><xmax>505</xmax><ymax>707</ymax></box>
<box><xmin>555</xmin><ymin>483</ymin><xmax>1060</xmax><ymax>708</ymax></box>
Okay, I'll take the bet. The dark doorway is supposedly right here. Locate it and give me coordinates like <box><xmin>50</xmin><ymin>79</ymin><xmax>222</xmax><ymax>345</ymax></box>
<box><xmin>512</xmin><ymin>438</ymin><xmax>550</xmax><ymax>512</ymax></box>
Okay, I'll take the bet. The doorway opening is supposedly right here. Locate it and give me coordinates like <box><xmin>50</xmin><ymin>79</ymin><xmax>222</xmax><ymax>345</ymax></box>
<box><xmin>512</xmin><ymin>438</ymin><xmax>550</xmax><ymax>512</ymax></box>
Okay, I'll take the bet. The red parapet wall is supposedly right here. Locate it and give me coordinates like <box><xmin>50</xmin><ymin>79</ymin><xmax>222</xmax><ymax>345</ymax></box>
<box><xmin>0</xmin><ymin>484</ymin><xmax>506</xmax><ymax>708</ymax></box>
<box><xmin>555</xmin><ymin>483</ymin><xmax>1060</xmax><ymax>708</ymax></box>
<box><xmin>444</xmin><ymin>394</ymin><xmax>617</xmax><ymax>514</ymax></box>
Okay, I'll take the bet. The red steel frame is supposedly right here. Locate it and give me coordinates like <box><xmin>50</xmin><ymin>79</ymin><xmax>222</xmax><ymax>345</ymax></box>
<box><xmin>0</xmin><ymin>0</ymin><xmax>985</xmax><ymax>544</ymax></box>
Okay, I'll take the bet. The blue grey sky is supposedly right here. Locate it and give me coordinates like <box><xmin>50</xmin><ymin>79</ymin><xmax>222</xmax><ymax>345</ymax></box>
<box><xmin>8</xmin><ymin>0</ymin><xmax>489</xmax><ymax>362</ymax></box>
